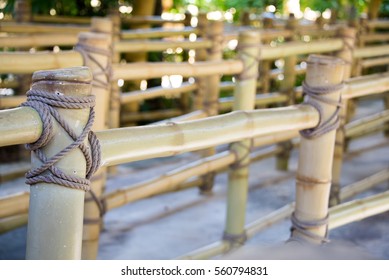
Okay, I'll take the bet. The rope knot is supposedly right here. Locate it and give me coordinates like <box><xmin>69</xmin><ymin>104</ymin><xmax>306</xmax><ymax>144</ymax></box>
<box><xmin>21</xmin><ymin>89</ymin><xmax>101</xmax><ymax>191</ymax></box>
<box><xmin>300</xmin><ymin>81</ymin><xmax>344</xmax><ymax>139</ymax></box>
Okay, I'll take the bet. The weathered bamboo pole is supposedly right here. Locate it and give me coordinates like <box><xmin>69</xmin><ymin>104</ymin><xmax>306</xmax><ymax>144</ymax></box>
<box><xmin>120</xmin><ymin>27</ymin><xmax>198</xmax><ymax>40</ymax></box>
<box><xmin>14</xmin><ymin>0</ymin><xmax>31</xmax><ymax>22</ymax></box>
<box><xmin>343</xmin><ymin>72</ymin><xmax>389</xmax><ymax>99</ymax></box>
<box><xmin>153</xmin><ymin>110</ymin><xmax>207</xmax><ymax>124</ymax></box>
<box><xmin>0</xmin><ymin>79</ymin><xmax>19</xmax><ymax>88</ymax></box>
<box><xmin>0</xmin><ymin>214</ymin><xmax>28</xmax><ymax>234</ymax></box>
<box><xmin>0</xmin><ymin>161</ymin><xmax>29</xmax><ymax>183</ymax></box>
<box><xmin>329</xmin><ymin>190</ymin><xmax>389</xmax><ymax>230</ymax></box>
<box><xmin>368</xmin><ymin>0</ymin><xmax>383</xmax><ymax>21</ymax></box>
<box><xmin>98</xmin><ymin>105</ymin><xmax>319</xmax><ymax>167</ymax></box>
<box><xmin>76</xmin><ymin>29</ymin><xmax>112</xmax><ymax>260</ymax></box>
<box><xmin>367</xmin><ymin>19</ymin><xmax>389</xmax><ymax>29</ymax></box>
<box><xmin>0</xmin><ymin>34</ymin><xmax>78</xmax><ymax>48</ymax></box>
<box><xmin>360</xmin><ymin>33</ymin><xmax>389</xmax><ymax>43</ymax></box>
<box><xmin>0</xmin><ymin>95</ymin><xmax>27</xmax><ymax>108</ymax></box>
<box><xmin>121</xmin><ymin>82</ymin><xmax>197</xmax><ymax>104</ymax></box>
<box><xmin>25</xmin><ymin>67</ymin><xmax>93</xmax><ymax>260</ymax></box>
<box><xmin>121</xmin><ymin>109</ymin><xmax>183</xmax><ymax>123</ymax></box>
<box><xmin>0</xmin><ymin>22</ymin><xmax>88</xmax><ymax>34</ymax></box>
<box><xmin>114</xmin><ymin>39</ymin><xmax>212</xmax><ymax>53</ymax></box>
<box><xmin>276</xmin><ymin>14</ymin><xmax>298</xmax><ymax>171</ymax></box>
<box><xmin>121</xmin><ymin>15</ymin><xmax>186</xmax><ymax>26</ymax></box>
<box><xmin>330</xmin><ymin>27</ymin><xmax>356</xmax><ymax>206</ymax></box>
<box><xmin>361</xmin><ymin>56</ymin><xmax>389</xmax><ymax>68</ymax></box>
<box><xmin>0</xmin><ymin>51</ymin><xmax>83</xmax><ymax>74</ymax></box>
<box><xmin>198</xmin><ymin>20</ymin><xmax>224</xmax><ymax>194</ymax></box>
<box><xmin>223</xmin><ymin>30</ymin><xmax>261</xmax><ymax>245</ymax></box>
<box><xmin>290</xmin><ymin>55</ymin><xmax>345</xmax><ymax>244</ymax></box>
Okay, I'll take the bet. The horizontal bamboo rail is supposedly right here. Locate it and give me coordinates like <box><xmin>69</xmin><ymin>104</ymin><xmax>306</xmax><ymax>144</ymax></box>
<box><xmin>153</xmin><ymin>110</ymin><xmax>208</xmax><ymax>124</ymax></box>
<box><xmin>340</xmin><ymin>168</ymin><xmax>389</xmax><ymax>201</ymax></box>
<box><xmin>354</xmin><ymin>45</ymin><xmax>389</xmax><ymax>58</ymax></box>
<box><xmin>219</xmin><ymin>93</ymin><xmax>289</xmax><ymax>111</ymax></box>
<box><xmin>0</xmin><ymin>161</ymin><xmax>29</xmax><ymax>183</ymax></box>
<box><xmin>345</xmin><ymin>110</ymin><xmax>389</xmax><ymax>138</ymax></box>
<box><xmin>99</xmin><ymin>105</ymin><xmax>319</xmax><ymax>166</ymax></box>
<box><xmin>0</xmin><ymin>192</ymin><xmax>29</xmax><ymax>219</ymax></box>
<box><xmin>0</xmin><ymin>95</ymin><xmax>26</xmax><ymax>108</ymax></box>
<box><xmin>367</xmin><ymin>20</ymin><xmax>389</xmax><ymax>29</ymax></box>
<box><xmin>121</xmin><ymin>109</ymin><xmax>183</xmax><ymax>123</ymax></box>
<box><xmin>114</xmin><ymin>39</ymin><xmax>212</xmax><ymax>53</ymax></box>
<box><xmin>361</xmin><ymin>57</ymin><xmax>389</xmax><ymax>68</ymax></box>
<box><xmin>261</xmin><ymin>39</ymin><xmax>343</xmax><ymax>60</ymax></box>
<box><xmin>0</xmin><ymin>51</ymin><xmax>83</xmax><ymax>74</ymax></box>
<box><xmin>121</xmin><ymin>82</ymin><xmax>197</xmax><ymax>104</ymax></box>
<box><xmin>0</xmin><ymin>214</ymin><xmax>28</xmax><ymax>234</ymax></box>
<box><xmin>0</xmin><ymin>79</ymin><xmax>19</xmax><ymax>88</ymax></box>
<box><xmin>343</xmin><ymin>72</ymin><xmax>389</xmax><ymax>99</ymax></box>
<box><xmin>0</xmin><ymin>34</ymin><xmax>78</xmax><ymax>48</ymax></box>
<box><xmin>32</xmin><ymin>15</ymin><xmax>91</xmax><ymax>24</ymax></box>
<box><xmin>121</xmin><ymin>27</ymin><xmax>198</xmax><ymax>40</ymax></box>
<box><xmin>360</xmin><ymin>33</ymin><xmax>389</xmax><ymax>43</ymax></box>
<box><xmin>329</xmin><ymin>190</ymin><xmax>389</xmax><ymax>229</ymax></box>
<box><xmin>122</xmin><ymin>15</ymin><xmax>186</xmax><ymax>25</ymax></box>
<box><xmin>0</xmin><ymin>22</ymin><xmax>89</xmax><ymax>33</ymax></box>
<box><xmin>112</xmin><ymin>60</ymin><xmax>244</xmax><ymax>80</ymax></box>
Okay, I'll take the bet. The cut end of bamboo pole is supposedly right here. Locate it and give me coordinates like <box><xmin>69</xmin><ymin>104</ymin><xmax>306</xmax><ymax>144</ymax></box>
<box><xmin>32</xmin><ymin>66</ymin><xmax>93</xmax><ymax>84</ymax></box>
<box><xmin>91</xmin><ymin>17</ymin><xmax>113</xmax><ymax>34</ymax></box>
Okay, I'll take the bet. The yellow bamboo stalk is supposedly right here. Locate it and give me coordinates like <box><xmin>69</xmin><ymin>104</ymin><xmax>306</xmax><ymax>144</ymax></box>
<box><xmin>99</xmin><ymin>105</ymin><xmax>318</xmax><ymax>166</ymax></box>
<box><xmin>0</xmin><ymin>192</ymin><xmax>29</xmax><ymax>218</ymax></box>
<box><xmin>0</xmin><ymin>51</ymin><xmax>83</xmax><ymax>74</ymax></box>
<box><xmin>361</xmin><ymin>56</ymin><xmax>389</xmax><ymax>68</ymax></box>
<box><xmin>330</xmin><ymin>27</ymin><xmax>356</xmax><ymax>206</ymax></box>
<box><xmin>224</xmin><ymin>30</ymin><xmax>261</xmax><ymax>244</ymax></box>
<box><xmin>26</xmin><ymin>67</ymin><xmax>92</xmax><ymax>260</ymax></box>
<box><xmin>0</xmin><ymin>79</ymin><xmax>19</xmax><ymax>88</ymax></box>
<box><xmin>291</xmin><ymin>55</ymin><xmax>345</xmax><ymax>244</ymax></box>
<box><xmin>260</xmin><ymin>17</ymin><xmax>274</xmax><ymax>93</ymax></box>
<box><xmin>340</xmin><ymin>168</ymin><xmax>389</xmax><ymax>201</ymax></box>
<box><xmin>343</xmin><ymin>72</ymin><xmax>389</xmax><ymax>99</ymax></box>
<box><xmin>77</xmin><ymin>28</ymin><xmax>112</xmax><ymax>260</ymax></box>
<box><xmin>345</xmin><ymin>110</ymin><xmax>389</xmax><ymax>138</ymax></box>
<box><xmin>0</xmin><ymin>95</ymin><xmax>26</xmax><ymax>108</ymax></box>
<box><xmin>276</xmin><ymin>15</ymin><xmax>298</xmax><ymax>171</ymax></box>
<box><xmin>121</xmin><ymin>109</ymin><xmax>183</xmax><ymax>123</ymax></box>
<box><xmin>0</xmin><ymin>161</ymin><xmax>29</xmax><ymax>183</ymax></box>
<box><xmin>367</xmin><ymin>19</ymin><xmax>389</xmax><ymax>28</ymax></box>
<box><xmin>354</xmin><ymin>45</ymin><xmax>389</xmax><ymax>58</ymax></box>
<box><xmin>0</xmin><ymin>214</ymin><xmax>28</xmax><ymax>234</ymax></box>
<box><xmin>261</xmin><ymin>39</ymin><xmax>343</xmax><ymax>60</ymax></box>
<box><xmin>360</xmin><ymin>33</ymin><xmax>389</xmax><ymax>43</ymax></box>
<box><xmin>114</xmin><ymin>39</ymin><xmax>212</xmax><ymax>53</ymax></box>
<box><xmin>0</xmin><ymin>34</ymin><xmax>78</xmax><ymax>48</ymax></box>
<box><xmin>121</xmin><ymin>27</ymin><xmax>198</xmax><ymax>40</ymax></box>
<box><xmin>329</xmin><ymin>190</ymin><xmax>389</xmax><ymax>230</ymax></box>
<box><xmin>121</xmin><ymin>82</ymin><xmax>197</xmax><ymax>104</ymax></box>
<box><xmin>0</xmin><ymin>22</ymin><xmax>88</xmax><ymax>33</ymax></box>
<box><xmin>153</xmin><ymin>110</ymin><xmax>208</xmax><ymax>124</ymax></box>
<box><xmin>111</xmin><ymin>60</ymin><xmax>244</xmax><ymax>81</ymax></box>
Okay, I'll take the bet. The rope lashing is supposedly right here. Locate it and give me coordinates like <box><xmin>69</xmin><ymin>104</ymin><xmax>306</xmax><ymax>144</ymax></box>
<box><xmin>22</xmin><ymin>89</ymin><xmax>101</xmax><ymax>191</ymax></box>
<box><xmin>300</xmin><ymin>81</ymin><xmax>345</xmax><ymax>139</ymax></box>
<box><xmin>229</xmin><ymin>139</ymin><xmax>254</xmax><ymax>170</ymax></box>
<box><xmin>74</xmin><ymin>43</ymin><xmax>111</xmax><ymax>90</ymax></box>
<box><xmin>223</xmin><ymin>231</ymin><xmax>247</xmax><ymax>245</ymax></box>
<box><xmin>338</xmin><ymin>35</ymin><xmax>355</xmax><ymax>64</ymax></box>
<box><xmin>235</xmin><ymin>43</ymin><xmax>261</xmax><ymax>81</ymax></box>
<box><xmin>289</xmin><ymin>212</ymin><xmax>330</xmax><ymax>244</ymax></box>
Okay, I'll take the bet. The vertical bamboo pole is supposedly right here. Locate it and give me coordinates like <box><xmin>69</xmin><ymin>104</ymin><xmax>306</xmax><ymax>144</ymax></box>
<box><xmin>260</xmin><ymin>17</ymin><xmax>274</xmax><ymax>93</ymax></box>
<box><xmin>330</xmin><ymin>27</ymin><xmax>356</xmax><ymax>206</ymax></box>
<box><xmin>198</xmin><ymin>20</ymin><xmax>224</xmax><ymax>194</ymax></box>
<box><xmin>108</xmin><ymin>12</ymin><xmax>122</xmax><ymax>130</ymax></box>
<box><xmin>368</xmin><ymin>0</ymin><xmax>382</xmax><ymax>20</ymax></box>
<box><xmin>276</xmin><ymin>14</ymin><xmax>297</xmax><ymax>171</ymax></box>
<box><xmin>224</xmin><ymin>31</ymin><xmax>261</xmax><ymax>246</ymax></box>
<box><xmin>76</xmin><ymin>30</ymin><xmax>111</xmax><ymax>259</ymax></box>
<box><xmin>26</xmin><ymin>67</ymin><xmax>93</xmax><ymax>259</ymax></box>
<box><xmin>192</xmin><ymin>12</ymin><xmax>208</xmax><ymax>111</ymax></box>
<box><xmin>291</xmin><ymin>55</ymin><xmax>345</xmax><ymax>244</ymax></box>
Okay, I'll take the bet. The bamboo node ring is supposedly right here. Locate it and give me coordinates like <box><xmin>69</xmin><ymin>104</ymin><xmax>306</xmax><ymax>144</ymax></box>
<box><xmin>21</xmin><ymin>89</ymin><xmax>101</xmax><ymax>192</ymax></box>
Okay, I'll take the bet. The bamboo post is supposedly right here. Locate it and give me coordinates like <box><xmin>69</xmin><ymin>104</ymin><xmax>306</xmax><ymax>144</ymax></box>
<box><xmin>276</xmin><ymin>14</ymin><xmax>298</xmax><ymax>171</ymax></box>
<box><xmin>198</xmin><ymin>20</ymin><xmax>224</xmax><ymax>194</ymax></box>
<box><xmin>25</xmin><ymin>67</ymin><xmax>95</xmax><ymax>259</ymax></box>
<box><xmin>330</xmin><ymin>27</ymin><xmax>356</xmax><ymax>206</ymax></box>
<box><xmin>260</xmin><ymin>17</ymin><xmax>274</xmax><ymax>93</ymax></box>
<box><xmin>108</xmin><ymin>10</ymin><xmax>122</xmax><ymax>130</ymax></box>
<box><xmin>290</xmin><ymin>55</ymin><xmax>345</xmax><ymax>244</ymax></box>
<box><xmin>224</xmin><ymin>31</ymin><xmax>261</xmax><ymax>246</ymax></box>
<box><xmin>192</xmin><ymin>12</ymin><xmax>208</xmax><ymax>111</ymax></box>
<box><xmin>76</xmin><ymin>30</ymin><xmax>112</xmax><ymax>259</ymax></box>
<box><xmin>368</xmin><ymin>0</ymin><xmax>382</xmax><ymax>21</ymax></box>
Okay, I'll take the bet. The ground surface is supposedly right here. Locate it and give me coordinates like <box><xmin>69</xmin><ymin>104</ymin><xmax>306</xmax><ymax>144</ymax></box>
<box><xmin>1</xmin><ymin>98</ymin><xmax>388</xmax><ymax>260</ymax></box>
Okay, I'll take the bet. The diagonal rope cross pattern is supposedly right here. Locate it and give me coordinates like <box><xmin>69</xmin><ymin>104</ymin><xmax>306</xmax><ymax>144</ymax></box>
<box><xmin>235</xmin><ymin>43</ymin><xmax>261</xmax><ymax>81</ymax></box>
<box><xmin>21</xmin><ymin>89</ymin><xmax>101</xmax><ymax>191</ymax></box>
<box><xmin>300</xmin><ymin>81</ymin><xmax>344</xmax><ymax>139</ymax></box>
